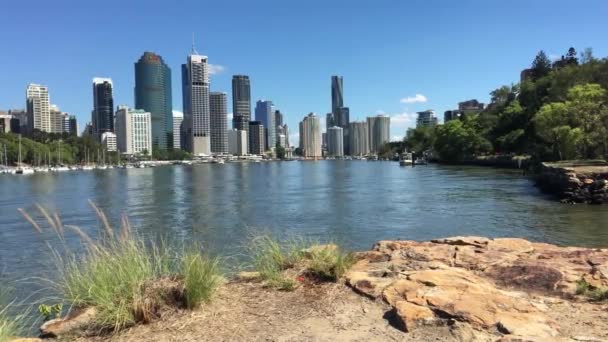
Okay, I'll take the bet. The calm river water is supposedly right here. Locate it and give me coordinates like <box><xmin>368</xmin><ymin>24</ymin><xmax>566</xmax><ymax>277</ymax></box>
<box><xmin>1</xmin><ymin>161</ymin><xmax>608</xmax><ymax>286</ymax></box>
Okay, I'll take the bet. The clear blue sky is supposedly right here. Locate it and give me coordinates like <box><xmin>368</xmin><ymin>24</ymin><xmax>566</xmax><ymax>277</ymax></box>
<box><xmin>1</xmin><ymin>0</ymin><xmax>607</xmax><ymax>143</ymax></box>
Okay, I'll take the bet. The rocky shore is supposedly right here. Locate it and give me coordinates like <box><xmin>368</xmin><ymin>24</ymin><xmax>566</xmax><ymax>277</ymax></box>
<box><xmin>537</xmin><ymin>161</ymin><xmax>608</xmax><ymax>204</ymax></box>
<box><xmin>11</xmin><ymin>236</ymin><xmax>608</xmax><ymax>342</ymax></box>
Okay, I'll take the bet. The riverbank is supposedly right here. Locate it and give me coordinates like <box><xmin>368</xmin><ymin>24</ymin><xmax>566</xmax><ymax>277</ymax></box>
<box><xmin>537</xmin><ymin>160</ymin><xmax>608</xmax><ymax>204</ymax></box>
<box><xmin>9</xmin><ymin>236</ymin><xmax>608</xmax><ymax>342</ymax></box>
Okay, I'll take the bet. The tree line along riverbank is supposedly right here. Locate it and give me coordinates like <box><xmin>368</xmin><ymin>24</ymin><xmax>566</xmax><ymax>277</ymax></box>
<box><xmin>399</xmin><ymin>47</ymin><xmax>608</xmax><ymax>168</ymax></box>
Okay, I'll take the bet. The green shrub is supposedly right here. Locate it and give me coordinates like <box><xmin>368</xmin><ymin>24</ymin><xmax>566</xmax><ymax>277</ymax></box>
<box><xmin>181</xmin><ymin>252</ymin><xmax>222</xmax><ymax>309</ymax></box>
<box><xmin>575</xmin><ymin>278</ymin><xmax>608</xmax><ymax>301</ymax></box>
<box><xmin>0</xmin><ymin>287</ymin><xmax>24</xmax><ymax>342</ymax></box>
<box><xmin>20</xmin><ymin>203</ymin><xmax>223</xmax><ymax>333</ymax></box>
<box><xmin>250</xmin><ymin>235</ymin><xmax>306</xmax><ymax>290</ymax></box>
<box><xmin>306</xmin><ymin>246</ymin><xmax>356</xmax><ymax>281</ymax></box>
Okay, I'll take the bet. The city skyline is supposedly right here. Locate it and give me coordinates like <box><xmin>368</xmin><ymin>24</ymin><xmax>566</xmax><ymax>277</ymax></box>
<box><xmin>1</xmin><ymin>1</ymin><xmax>608</xmax><ymax>144</ymax></box>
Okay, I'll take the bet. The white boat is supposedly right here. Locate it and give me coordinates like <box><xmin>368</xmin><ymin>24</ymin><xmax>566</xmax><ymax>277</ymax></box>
<box><xmin>16</xmin><ymin>167</ymin><xmax>35</xmax><ymax>175</ymax></box>
<box><xmin>53</xmin><ymin>166</ymin><xmax>70</xmax><ymax>172</ymax></box>
<box><xmin>81</xmin><ymin>165</ymin><xmax>95</xmax><ymax>171</ymax></box>
<box><xmin>399</xmin><ymin>153</ymin><xmax>413</xmax><ymax>167</ymax></box>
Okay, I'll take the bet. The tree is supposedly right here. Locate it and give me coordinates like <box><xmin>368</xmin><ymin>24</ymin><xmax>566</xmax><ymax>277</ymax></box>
<box><xmin>566</xmin><ymin>47</ymin><xmax>578</xmax><ymax>66</ymax></box>
<box><xmin>531</xmin><ymin>50</ymin><xmax>552</xmax><ymax>80</ymax></box>
<box><xmin>433</xmin><ymin>120</ymin><xmax>491</xmax><ymax>162</ymax></box>
<box><xmin>566</xmin><ymin>83</ymin><xmax>608</xmax><ymax>157</ymax></box>
<box><xmin>534</xmin><ymin>102</ymin><xmax>580</xmax><ymax>160</ymax></box>
<box><xmin>580</xmin><ymin>48</ymin><xmax>595</xmax><ymax>64</ymax></box>
<box><xmin>275</xmin><ymin>143</ymin><xmax>286</xmax><ymax>160</ymax></box>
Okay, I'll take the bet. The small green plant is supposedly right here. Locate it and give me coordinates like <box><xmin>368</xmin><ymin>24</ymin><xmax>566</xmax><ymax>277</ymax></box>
<box><xmin>0</xmin><ymin>287</ymin><xmax>25</xmax><ymax>342</ymax></box>
<box><xmin>38</xmin><ymin>303</ymin><xmax>63</xmax><ymax>321</ymax></box>
<box><xmin>250</xmin><ymin>235</ymin><xmax>306</xmax><ymax>290</ymax></box>
<box><xmin>575</xmin><ymin>278</ymin><xmax>608</xmax><ymax>301</ymax></box>
<box><xmin>181</xmin><ymin>252</ymin><xmax>223</xmax><ymax>309</ymax></box>
<box><xmin>576</xmin><ymin>278</ymin><xmax>591</xmax><ymax>295</ymax></box>
<box><xmin>306</xmin><ymin>245</ymin><xmax>356</xmax><ymax>281</ymax></box>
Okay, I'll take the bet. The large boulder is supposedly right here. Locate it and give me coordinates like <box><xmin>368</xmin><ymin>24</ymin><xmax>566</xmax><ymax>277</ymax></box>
<box><xmin>344</xmin><ymin>236</ymin><xmax>608</xmax><ymax>340</ymax></box>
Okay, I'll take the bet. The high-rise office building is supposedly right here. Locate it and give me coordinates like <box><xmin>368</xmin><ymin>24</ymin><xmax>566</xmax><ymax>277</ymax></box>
<box><xmin>327</xmin><ymin>126</ymin><xmax>344</xmax><ymax>157</ymax></box>
<box><xmin>232</xmin><ymin>75</ymin><xmax>251</xmax><ymax>135</ymax></box>
<box><xmin>299</xmin><ymin>113</ymin><xmax>322</xmax><ymax>158</ymax></box>
<box><xmin>416</xmin><ymin>110</ymin><xmax>438</xmax><ymax>128</ymax></box>
<box><xmin>248</xmin><ymin>121</ymin><xmax>265</xmax><ymax>155</ymax></box>
<box><xmin>255</xmin><ymin>100</ymin><xmax>275</xmax><ymax>151</ymax></box>
<box><xmin>49</xmin><ymin>105</ymin><xmax>65</xmax><ymax>134</ymax></box>
<box><xmin>331</xmin><ymin>76</ymin><xmax>344</xmax><ymax>115</ymax></box>
<box><xmin>182</xmin><ymin>53</ymin><xmax>210</xmax><ymax>155</ymax></box>
<box><xmin>367</xmin><ymin>115</ymin><xmax>391</xmax><ymax>153</ymax></box>
<box><xmin>326</xmin><ymin>113</ymin><xmax>334</xmax><ymax>132</ymax></box>
<box><xmin>274</xmin><ymin>110</ymin><xmax>283</xmax><ymax>127</ymax></box>
<box><xmin>228</xmin><ymin>129</ymin><xmax>248</xmax><ymax>156</ymax></box>
<box><xmin>331</xmin><ymin>76</ymin><xmax>350</xmax><ymax>154</ymax></box>
<box><xmin>135</xmin><ymin>52</ymin><xmax>172</xmax><ymax>150</ymax></box>
<box><xmin>349</xmin><ymin>121</ymin><xmax>369</xmax><ymax>156</ymax></box>
<box><xmin>92</xmin><ymin>78</ymin><xmax>114</xmax><ymax>139</ymax></box>
<box><xmin>115</xmin><ymin>106</ymin><xmax>152</xmax><ymax>155</ymax></box>
<box><xmin>101</xmin><ymin>132</ymin><xmax>117</xmax><ymax>152</ymax></box>
<box><xmin>172</xmin><ymin>110</ymin><xmax>184</xmax><ymax>150</ymax></box>
<box><xmin>26</xmin><ymin>84</ymin><xmax>50</xmax><ymax>134</ymax></box>
<box><xmin>68</xmin><ymin>115</ymin><xmax>78</xmax><ymax>136</ymax></box>
<box><xmin>210</xmin><ymin>92</ymin><xmax>228</xmax><ymax>154</ymax></box>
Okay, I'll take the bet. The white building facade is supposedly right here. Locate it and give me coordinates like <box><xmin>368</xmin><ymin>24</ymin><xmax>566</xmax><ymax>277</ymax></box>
<box><xmin>101</xmin><ymin>132</ymin><xmax>117</xmax><ymax>152</ymax></box>
<box><xmin>299</xmin><ymin>113</ymin><xmax>322</xmax><ymax>158</ymax></box>
<box><xmin>115</xmin><ymin>106</ymin><xmax>152</xmax><ymax>155</ymax></box>
<box><xmin>26</xmin><ymin>84</ymin><xmax>50</xmax><ymax>133</ymax></box>
<box><xmin>228</xmin><ymin>129</ymin><xmax>248</xmax><ymax>156</ymax></box>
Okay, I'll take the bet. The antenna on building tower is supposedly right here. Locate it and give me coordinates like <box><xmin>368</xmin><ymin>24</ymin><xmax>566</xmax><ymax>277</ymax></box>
<box><xmin>191</xmin><ymin>32</ymin><xmax>199</xmax><ymax>55</ymax></box>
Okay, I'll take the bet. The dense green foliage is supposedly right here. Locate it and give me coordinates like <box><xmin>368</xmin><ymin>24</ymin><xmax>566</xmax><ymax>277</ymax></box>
<box><xmin>405</xmin><ymin>47</ymin><xmax>608</xmax><ymax>162</ymax></box>
<box><xmin>0</xmin><ymin>131</ymin><xmax>110</xmax><ymax>166</ymax></box>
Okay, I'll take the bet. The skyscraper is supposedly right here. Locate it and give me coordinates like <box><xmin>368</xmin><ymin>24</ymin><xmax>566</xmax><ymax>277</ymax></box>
<box><xmin>416</xmin><ymin>110</ymin><xmax>438</xmax><ymax>128</ymax></box>
<box><xmin>232</xmin><ymin>75</ymin><xmax>251</xmax><ymax>134</ymax></box>
<box><xmin>172</xmin><ymin>110</ymin><xmax>184</xmax><ymax>150</ymax></box>
<box><xmin>68</xmin><ymin>116</ymin><xmax>78</xmax><ymax>136</ymax></box>
<box><xmin>248</xmin><ymin>121</ymin><xmax>265</xmax><ymax>155</ymax></box>
<box><xmin>327</xmin><ymin>126</ymin><xmax>344</xmax><ymax>157</ymax></box>
<box><xmin>228</xmin><ymin>129</ymin><xmax>248</xmax><ymax>156</ymax></box>
<box><xmin>135</xmin><ymin>52</ymin><xmax>172</xmax><ymax>150</ymax></box>
<box><xmin>330</xmin><ymin>76</ymin><xmax>350</xmax><ymax>154</ymax></box>
<box><xmin>331</xmin><ymin>76</ymin><xmax>344</xmax><ymax>115</ymax></box>
<box><xmin>274</xmin><ymin>110</ymin><xmax>283</xmax><ymax>127</ymax></box>
<box><xmin>181</xmin><ymin>53</ymin><xmax>210</xmax><ymax>155</ymax></box>
<box><xmin>210</xmin><ymin>92</ymin><xmax>228</xmax><ymax>154</ymax></box>
<box><xmin>92</xmin><ymin>78</ymin><xmax>114</xmax><ymax>140</ymax></box>
<box><xmin>367</xmin><ymin>115</ymin><xmax>391</xmax><ymax>153</ymax></box>
<box><xmin>255</xmin><ymin>100</ymin><xmax>275</xmax><ymax>151</ymax></box>
<box><xmin>49</xmin><ymin>105</ymin><xmax>67</xmax><ymax>134</ymax></box>
<box><xmin>299</xmin><ymin>113</ymin><xmax>322</xmax><ymax>158</ymax></box>
<box><xmin>115</xmin><ymin>106</ymin><xmax>152</xmax><ymax>155</ymax></box>
<box><xmin>26</xmin><ymin>84</ymin><xmax>50</xmax><ymax>134</ymax></box>
<box><xmin>349</xmin><ymin>121</ymin><xmax>369</xmax><ymax>156</ymax></box>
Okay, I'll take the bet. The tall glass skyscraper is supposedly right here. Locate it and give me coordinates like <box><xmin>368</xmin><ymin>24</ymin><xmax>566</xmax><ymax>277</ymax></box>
<box><xmin>134</xmin><ymin>52</ymin><xmax>172</xmax><ymax>150</ymax></box>
<box><xmin>255</xmin><ymin>100</ymin><xmax>275</xmax><ymax>151</ymax></box>
<box><xmin>232</xmin><ymin>75</ymin><xmax>251</xmax><ymax>133</ymax></box>
<box><xmin>182</xmin><ymin>53</ymin><xmax>211</xmax><ymax>155</ymax></box>
<box><xmin>92</xmin><ymin>78</ymin><xmax>114</xmax><ymax>140</ymax></box>
<box><xmin>331</xmin><ymin>75</ymin><xmax>343</xmax><ymax>115</ymax></box>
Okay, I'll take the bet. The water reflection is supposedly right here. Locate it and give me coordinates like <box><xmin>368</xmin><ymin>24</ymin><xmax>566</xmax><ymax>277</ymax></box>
<box><xmin>1</xmin><ymin>162</ymin><xmax>608</xmax><ymax>284</ymax></box>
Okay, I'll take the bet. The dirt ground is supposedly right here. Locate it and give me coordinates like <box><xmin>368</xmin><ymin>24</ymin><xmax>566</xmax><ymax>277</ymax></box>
<box><xmin>62</xmin><ymin>279</ymin><xmax>608</xmax><ymax>342</ymax></box>
<box><xmin>69</xmin><ymin>280</ymin><xmax>479</xmax><ymax>342</ymax></box>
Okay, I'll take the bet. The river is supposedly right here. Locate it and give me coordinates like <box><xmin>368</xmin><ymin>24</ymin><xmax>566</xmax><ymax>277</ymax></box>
<box><xmin>1</xmin><ymin>161</ymin><xmax>608</xmax><ymax>287</ymax></box>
